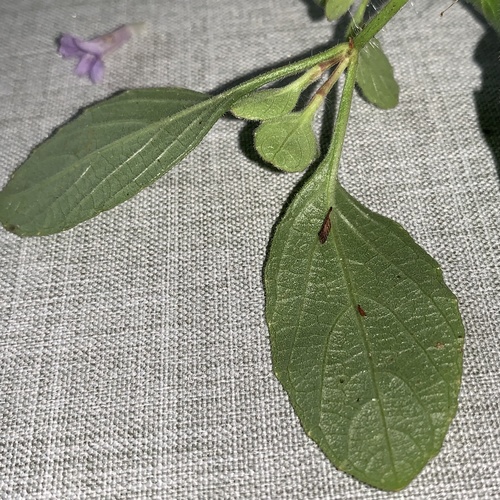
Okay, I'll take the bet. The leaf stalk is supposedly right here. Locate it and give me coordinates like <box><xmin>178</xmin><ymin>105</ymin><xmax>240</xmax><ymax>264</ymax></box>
<box><xmin>323</xmin><ymin>51</ymin><xmax>359</xmax><ymax>202</ymax></box>
<box><xmin>305</xmin><ymin>56</ymin><xmax>351</xmax><ymax>119</ymax></box>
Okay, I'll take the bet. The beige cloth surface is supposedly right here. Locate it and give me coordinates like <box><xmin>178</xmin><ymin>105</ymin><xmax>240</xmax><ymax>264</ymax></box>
<box><xmin>1</xmin><ymin>0</ymin><xmax>499</xmax><ymax>498</ymax></box>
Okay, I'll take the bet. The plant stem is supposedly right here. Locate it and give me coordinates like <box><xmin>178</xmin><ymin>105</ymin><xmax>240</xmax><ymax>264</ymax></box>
<box><xmin>306</xmin><ymin>57</ymin><xmax>351</xmax><ymax>117</ymax></box>
<box><xmin>218</xmin><ymin>0</ymin><xmax>408</xmax><ymax>104</ymax></box>
<box><xmin>353</xmin><ymin>0</ymin><xmax>409</xmax><ymax>49</ymax></box>
<box><xmin>324</xmin><ymin>52</ymin><xmax>359</xmax><ymax>198</ymax></box>
<box><xmin>221</xmin><ymin>44</ymin><xmax>350</xmax><ymax>101</ymax></box>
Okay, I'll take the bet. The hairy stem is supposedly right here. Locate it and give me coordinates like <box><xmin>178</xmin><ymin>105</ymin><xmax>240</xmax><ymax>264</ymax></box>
<box><xmin>353</xmin><ymin>0</ymin><xmax>409</xmax><ymax>49</ymax></box>
<box><xmin>218</xmin><ymin>0</ymin><xmax>408</xmax><ymax>104</ymax></box>
<box><xmin>307</xmin><ymin>57</ymin><xmax>351</xmax><ymax>116</ymax></box>
<box><xmin>324</xmin><ymin>52</ymin><xmax>359</xmax><ymax>201</ymax></box>
<box><xmin>220</xmin><ymin>44</ymin><xmax>350</xmax><ymax>101</ymax></box>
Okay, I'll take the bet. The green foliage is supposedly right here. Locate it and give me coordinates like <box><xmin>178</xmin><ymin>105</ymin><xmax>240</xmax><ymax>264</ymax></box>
<box><xmin>465</xmin><ymin>0</ymin><xmax>500</xmax><ymax>31</ymax></box>
<box><xmin>265</xmin><ymin>158</ymin><xmax>464</xmax><ymax>490</ymax></box>
<box><xmin>232</xmin><ymin>86</ymin><xmax>302</xmax><ymax>121</ymax></box>
<box><xmin>0</xmin><ymin>0</ymin><xmax>467</xmax><ymax>492</ymax></box>
<box><xmin>356</xmin><ymin>38</ymin><xmax>399</xmax><ymax>109</ymax></box>
<box><xmin>254</xmin><ymin>110</ymin><xmax>319</xmax><ymax>172</ymax></box>
<box><xmin>0</xmin><ymin>42</ymin><xmax>350</xmax><ymax>237</ymax></box>
<box><xmin>316</xmin><ymin>0</ymin><xmax>356</xmax><ymax>20</ymax></box>
<box><xmin>231</xmin><ymin>67</ymin><xmax>321</xmax><ymax>120</ymax></box>
<box><xmin>0</xmin><ymin>89</ymin><xmax>230</xmax><ymax>236</ymax></box>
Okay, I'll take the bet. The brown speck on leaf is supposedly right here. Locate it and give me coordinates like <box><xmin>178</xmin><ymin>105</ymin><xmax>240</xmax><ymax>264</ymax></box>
<box><xmin>435</xmin><ymin>342</ymin><xmax>445</xmax><ymax>349</ymax></box>
<box><xmin>318</xmin><ymin>207</ymin><xmax>332</xmax><ymax>244</ymax></box>
<box><xmin>357</xmin><ymin>304</ymin><xmax>366</xmax><ymax>317</ymax></box>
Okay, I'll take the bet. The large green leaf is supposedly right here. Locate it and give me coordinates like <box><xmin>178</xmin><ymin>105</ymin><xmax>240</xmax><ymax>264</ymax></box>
<box><xmin>265</xmin><ymin>160</ymin><xmax>464</xmax><ymax>490</ymax></box>
<box><xmin>356</xmin><ymin>38</ymin><xmax>399</xmax><ymax>109</ymax></box>
<box><xmin>0</xmin><ymin>88</ymin><xmax>234</xmax><ymax>236</ymax></box>
<box><xmin>465</xmin><ymin>0</ymin><xmax>500</xmax><ymax>31</ymax></box>
<box><xmin>0</xmin><ymin>41</ymin><xmax>352</xmax><ymax>237</ymax></box>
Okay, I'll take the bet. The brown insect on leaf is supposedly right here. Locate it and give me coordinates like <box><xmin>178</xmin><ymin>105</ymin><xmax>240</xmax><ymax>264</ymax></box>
<box><xmin>318</xmin><ymin>207</ymin><xmax>333</xmax><ymax>244</ymax></box>
<box><xmin>357</xmin><ymin>304</ymin><xmax>366</xmax><ymax>317</ymax></box>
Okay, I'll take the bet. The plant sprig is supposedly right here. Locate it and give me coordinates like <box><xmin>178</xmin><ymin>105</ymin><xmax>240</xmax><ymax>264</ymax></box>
<box><xmin>0</xmin><ymin>0</ymin><xmax>471</xmax><ymax>491</ymax></box>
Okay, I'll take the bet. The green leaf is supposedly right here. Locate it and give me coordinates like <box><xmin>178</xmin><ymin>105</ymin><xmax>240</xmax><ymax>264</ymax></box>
<box><xmin>231</xmin><ymin>65</ymin><xmax>327</xmax><ymax>121</ymax></box>
<box><xmin>265</xmin><ymin>161</ymin><xmax>464</xmax><ymax>490</ymax></box>
<box><xmin>464</xmin><ymin>0</ymin><xmax>500</xmax><ymax>31</ymax></box>
<box><xmin>0</xmin><ymin>41</ymin><xmax>351</xmax><ymax>237</ymax></box>
<box><xmin>232</xmin><ymin>74</ymin><xmax>313</xmax><ymax>121</ymax></box>
<box><xmin>316</xmin><ymin>0</ymin><xmax>356</xmax><ymax>21</ymax></box>
<box><xmin>356</xmin><ymin>38</ymin><xmax>399</xmax><ymax>109</ymax></box>
<box><xmin>254</xmin><ymin>111</ymin><xmax>319</xmax><ymax>172</ymax></box>
<box><xmin>232</xmin><ymin>84</ymin><xmax>303</xmax><ymax>121</ymax></box>
<box><xmin>0</xmin><ymin>88</ymin><xmax>234</xmax><ymax>236</ymax></box>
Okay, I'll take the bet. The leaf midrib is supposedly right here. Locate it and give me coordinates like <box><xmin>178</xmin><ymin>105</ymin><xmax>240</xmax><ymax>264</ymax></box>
<box><xmin>4</xmin><ymin>95</ymin><xmax>231</xmax><ymax>232</ymax></box>
<box><xmin>331</xmin><ymin>195</ymin><xmax>398</xmax><ymax>478</ymax></box>
<box><xmin>4</xmin><ymin>97</ymin><xmax>219</xmax><ymax>201</ymax></box>
<box><xmin>62</xmin><ymin>97</ymin><xmax>230</xmax><ymax>226</ymax></box>
<box><xmin>265</xmin><ymin>114</ymin><xmax>309</xmax><ymax>168</ymax></box>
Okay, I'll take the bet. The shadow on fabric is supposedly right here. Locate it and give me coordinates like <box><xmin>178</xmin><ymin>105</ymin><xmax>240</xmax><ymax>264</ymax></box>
<box><xmin>474</xmin><ymin>29</ymin><xmax>500</xmax><ymax>181</ymax></box>
<box><xmin>297</xmin><ymin>0</ymin><xmax>325</xmax><ymax>21</ymax></box>
<box><xmin>464</xmin><ymin>4</ymin><xmax>500</xmax><ymax>181</ymax></box>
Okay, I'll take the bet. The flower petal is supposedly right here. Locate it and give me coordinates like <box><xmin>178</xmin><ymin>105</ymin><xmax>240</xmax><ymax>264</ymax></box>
<box><xmin>58</xmin><ymin>34</ymin><xmax>85</xmax><ymax>58</ymax></box>
<box><xmin>73</xmin><ymin>38</ymin><xmax>107</xmax><ymax>57</ymax></box>
<box><xmin>74</xmin><ymin>53</ymin><xmax>97</xmax><ymax>77</ymax></box>
<box><xmin>75</xmin><ymin>24</ymin><xmax>133</xmax><ymax>57</ymax></box>
<box><xmin>58</xmin><ymin>22</ymin><xmax>145</xmax><ymax>83</ymax></box>
<box><xmin>89</xmin><ymin>58</ymin><xmax>105</xmax><ymax>84</ymax></box>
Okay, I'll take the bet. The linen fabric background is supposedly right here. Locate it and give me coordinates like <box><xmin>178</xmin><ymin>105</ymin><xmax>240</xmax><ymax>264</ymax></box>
<box><xmin>1</xmin><ymin>0</ymin><xmax>499</xmax><ymax>498</ymax></box>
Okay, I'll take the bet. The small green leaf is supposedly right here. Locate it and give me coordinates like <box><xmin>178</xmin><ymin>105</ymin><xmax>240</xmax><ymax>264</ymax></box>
<box><xmin>356</xmin><ymin>38</ymin><xmax>399</xmax><ymax>109</ymax></box>
<box><xmin>325</xmin><ymin>0</ymin><xmax>355</xmax><ymax>20</ymax></box>
<box><xmin>265</xmin><ymin>160</ymin><xmax>464</xmax><ymax>490</ymax></box>
<box><xmin>231</xmin><ymin>65</ymin><xmax>325</xmax><ymax>121</ymax></box>
<box><xmin>254</xmin><ymin>111</ymin><xmax>319</xmax><ymax>172</ymax></box>
<box><xmin>465</xmin><ymin>0</ymin><xmax>500</xmax><ymax>31</ymax></box>
<box><xmin>0</xmin><ymin>88</ymin><xmax>234</xmax><ymax>236</ymax></box>
<box><xmin>316</xmin><ymin>0</ymin><xmax>356</xmax><ymax>21</ymax></box>
<box><xmin>232</xmin><ymin>85</ymin><xmax>303</xmax><ymax>121</ymax></box>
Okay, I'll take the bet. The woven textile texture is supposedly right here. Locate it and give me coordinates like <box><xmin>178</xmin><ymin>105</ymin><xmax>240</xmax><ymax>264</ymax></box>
<box><xmin>1</xmin><ymin>0</ymin><xmax>499</xmax><ymax>498</ymax></box>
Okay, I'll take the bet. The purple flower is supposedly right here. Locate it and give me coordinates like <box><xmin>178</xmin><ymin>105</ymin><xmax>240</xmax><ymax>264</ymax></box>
<box><xmin>58</xmin><ymin>22</ymin><xmax>145</xmax><ymax>83</ymax></box>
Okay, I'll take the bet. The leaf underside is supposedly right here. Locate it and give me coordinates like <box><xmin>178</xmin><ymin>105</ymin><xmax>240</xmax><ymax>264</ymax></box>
<box><xmin>356</xmin><ymin>38</ymin><xmax>399</xmax><ymax>110</ymax></box>
<box><xmin>265</xmin><ymin>161</ymin><xmax>464</xmax><ymax>490</ymax></box>
<box><xmin>324</xmin><ymin>0</ymin><xmax>356</xmax><ymax>21</ymax></box>
<box><xmin>0</xmin><ymin>88</ymin><xmax>233</xmax><ymax>236</ymax></box>
<box><xmin>231</xmin><ymin>85</ymin><xmax>302</xmax><ymax>121</ymax></box>
<box><xmin>254</xmin><ymin>112</ymin><xmax>319</xmax><ymax>172</ymax></box>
